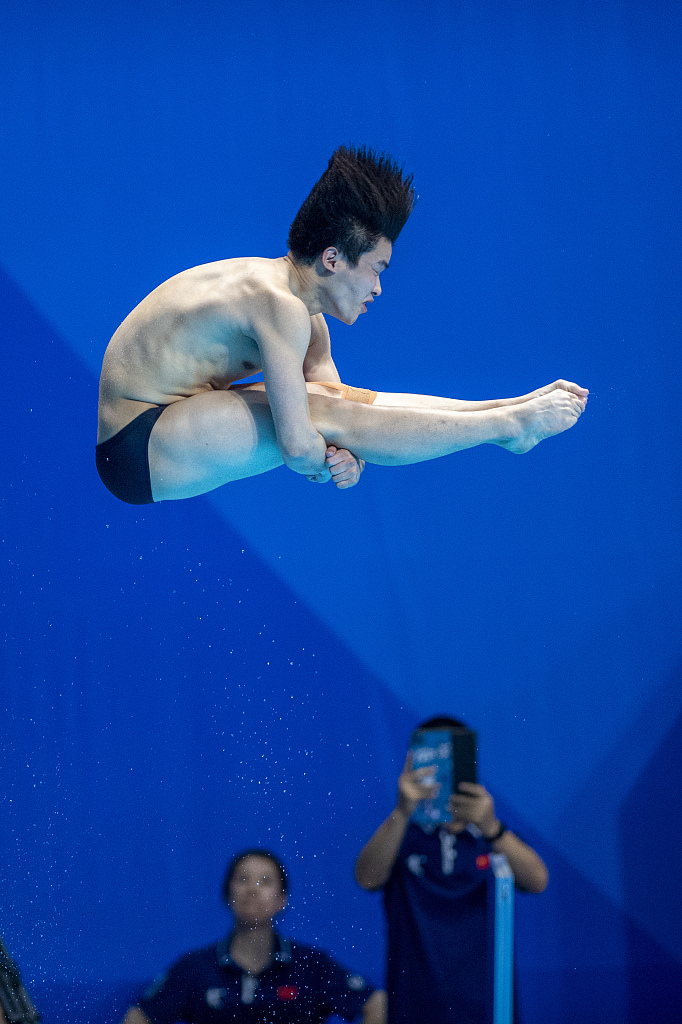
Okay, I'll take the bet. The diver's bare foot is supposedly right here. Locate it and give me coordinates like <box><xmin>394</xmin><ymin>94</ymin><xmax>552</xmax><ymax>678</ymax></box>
<box><xmin>499</xmin><ymin>389</ymin><xmax>586</xmax><ymax>453</ymax></box>
<box><xmin>521</xmin><ymin>379</ymin><xmax>590</xmax><ymax>404</ymax></box>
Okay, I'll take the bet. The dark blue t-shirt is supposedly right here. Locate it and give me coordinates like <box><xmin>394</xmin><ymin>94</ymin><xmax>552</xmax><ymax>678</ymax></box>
<box><xmin>137</xmin><ymin>932</ymin><xmax>374</xmax><ymax>1024</ymax></box>
<box><xmin>383</xmin><ymin>823</ymin><xmax>492</xmax><ymax>1024</ymax></box>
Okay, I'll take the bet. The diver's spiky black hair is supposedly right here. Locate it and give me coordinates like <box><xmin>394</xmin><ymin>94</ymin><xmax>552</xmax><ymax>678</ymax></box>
<box><xmin>288</xmin><ymin>145</ymin><xmax>415</xmax><ymax>266</ymax></box>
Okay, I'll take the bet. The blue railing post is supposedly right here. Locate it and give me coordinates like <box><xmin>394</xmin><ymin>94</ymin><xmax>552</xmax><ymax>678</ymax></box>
<box><xmin>489</xmin><ymin>853</ymin><xmax>514</xmax><ymax>1024</ymax></box>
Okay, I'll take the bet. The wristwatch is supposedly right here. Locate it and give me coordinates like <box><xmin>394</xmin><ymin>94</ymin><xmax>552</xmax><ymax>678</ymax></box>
<box><xmin>485</xmin><ymin>821</ymin><xmax>507</xmax><ymax>843</ymax></box>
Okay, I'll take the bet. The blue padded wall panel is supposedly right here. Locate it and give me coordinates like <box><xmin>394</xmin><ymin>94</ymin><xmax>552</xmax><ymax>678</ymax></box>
<box><xmin>0</xmin><ymin>266</ymin><xmax>414</xmax><ymax>990</ymax></box>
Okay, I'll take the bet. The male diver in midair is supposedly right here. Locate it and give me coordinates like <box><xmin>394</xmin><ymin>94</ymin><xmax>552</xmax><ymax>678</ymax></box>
<box><xmin>97</xmin><ymin>146</ymin><xmax>587</xmax><ymax>504</ymax></box>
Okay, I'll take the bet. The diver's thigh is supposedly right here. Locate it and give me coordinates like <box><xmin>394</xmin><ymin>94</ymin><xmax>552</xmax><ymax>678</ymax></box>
<box><xmin>148</xmin><ymin>389</ymin><xmax>284</xmax><ymax>500</ymax></box>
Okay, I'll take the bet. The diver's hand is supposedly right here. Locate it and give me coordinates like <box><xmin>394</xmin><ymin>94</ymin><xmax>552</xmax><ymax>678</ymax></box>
<box><xmin>325</xmin><ymin>446</ymin><xmax>364</xmax><ymax>489</ymax></box>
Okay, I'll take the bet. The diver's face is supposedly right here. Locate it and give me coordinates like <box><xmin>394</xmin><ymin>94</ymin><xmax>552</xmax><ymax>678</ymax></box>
<box><xmin>325</xmin><ymin>237</ymin><xmax>392</xmax><ymax>324</ymax></box>
<box><xmin>228</xmin><ymin>856</ymin><xmax>287</xmax><ymax>925</ymax></box>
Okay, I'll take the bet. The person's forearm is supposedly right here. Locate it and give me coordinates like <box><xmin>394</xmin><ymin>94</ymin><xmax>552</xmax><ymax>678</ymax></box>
<box><xmin>121</xmin><ymin>1006</ymin><xmax>152</xmax><ymax>1024</ymax></box>
<box><xmin>490</xmin><ymin>830</ymin><xmax>548</xmax><ymax>893</ymax></box>
<box><xmin>355</xmin><ymin>807</ymin><xmax>410</xmax><ymax>890</ymax></box>
<box><xmin>361</xmin><ymin>989</ymin><xmax>387</xmax><ymax>1024</ymax></box>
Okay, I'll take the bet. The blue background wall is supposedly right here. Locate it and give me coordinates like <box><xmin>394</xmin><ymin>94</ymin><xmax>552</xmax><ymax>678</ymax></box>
<box><xmin>1</xmin><ymin>1</ymin><xmax>681</xmax><ymax>1021</ymax></box>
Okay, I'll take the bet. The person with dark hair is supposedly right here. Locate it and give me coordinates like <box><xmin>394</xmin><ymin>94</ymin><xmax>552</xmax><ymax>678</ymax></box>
<box><xmin>220</xmin><ymin>848</ymin><xmax>289</xmax><ymax>904</ymax></box>
<box><xmin>97</xmin><ymin>144</ymin><xmax>587</xmax><ymax>506</ymax></box>
<box><xmin>287</xmin><ymin>147</ymin><xmax>415</xmax><ymax>267</ymax></box>
<box><xmin>120</xmin><ymin>848</ymin><xmax>385</xmax><ymax>1024</ymax></box>
<box><xmin>355</xmin><ymin>718</ymin><xmax>548</xmax><ymax>1024</ymax></box>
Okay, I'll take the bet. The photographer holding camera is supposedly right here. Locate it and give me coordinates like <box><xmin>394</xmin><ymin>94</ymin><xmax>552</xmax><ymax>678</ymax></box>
<box><xmin>354</xmin><ymin>717</ymin><xmax>548</xmax><ymax>1024</ymax></box>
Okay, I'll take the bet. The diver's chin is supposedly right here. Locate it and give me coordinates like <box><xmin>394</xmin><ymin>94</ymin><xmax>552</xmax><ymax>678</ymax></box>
<box><xmin>327</xmin><ymin>303</ymin><xmax>359</xmax><ymax>325</ymax></box>
<box><xmin>333</xmin><ymin>310</ymin><xmax>358</xmax><ymax>325</ymax></box>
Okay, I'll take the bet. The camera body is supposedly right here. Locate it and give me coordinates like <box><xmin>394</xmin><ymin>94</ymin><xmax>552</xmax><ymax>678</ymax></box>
<box><xmin>409</xmin><ymin>726</ymin><xmax>478</xmax><ymax>827</ymax></box>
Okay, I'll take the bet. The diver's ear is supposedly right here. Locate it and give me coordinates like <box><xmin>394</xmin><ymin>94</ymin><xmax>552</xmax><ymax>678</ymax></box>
<box><xmin>320</xmin><ymin>247</ymin><xmax>342</xmax><ymax>273</ymax></box>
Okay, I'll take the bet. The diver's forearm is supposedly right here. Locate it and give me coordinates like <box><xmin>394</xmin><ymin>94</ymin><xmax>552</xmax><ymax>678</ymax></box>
<box><xmin>279</xmin><ymin>430</ymin><xmax>329</xmax><ymax>476</ymax></box>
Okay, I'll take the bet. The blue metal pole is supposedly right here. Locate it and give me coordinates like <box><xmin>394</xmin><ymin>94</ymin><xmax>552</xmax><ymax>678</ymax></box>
<box><xmin>490</xmin><ymin>853</ymin><xmax>514</xmax><ymax>1024</ymax></box>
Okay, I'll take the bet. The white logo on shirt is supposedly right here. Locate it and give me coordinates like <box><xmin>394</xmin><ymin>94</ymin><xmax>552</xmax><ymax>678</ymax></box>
<box><xmin>205</xmin><ymin>987</ymin><xmax>227</xmax><ymax>1009</ymax></box>
<box><xmin>406</xmin><ymin>854</ymin><xmax>427</xmax><ymax>876</ymax></box>
<box><xmin>440</xmin><ymin>830</ymin><xmax>458</xmax><ymax>875</ymax></box>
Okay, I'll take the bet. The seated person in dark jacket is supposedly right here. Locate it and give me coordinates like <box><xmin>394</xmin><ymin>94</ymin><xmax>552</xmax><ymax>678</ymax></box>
<box><xmin>121</xmin><ymin>848</ymin><xmax>385</xmax><ymax>1024</ymax></box>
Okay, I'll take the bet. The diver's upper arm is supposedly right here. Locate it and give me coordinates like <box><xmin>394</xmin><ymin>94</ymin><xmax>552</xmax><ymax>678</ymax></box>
<box><xmin>250</xmin><ymin>294</ymin><xmax>321</xmax><ymax>457</ymax></box>
<box><xmin>303</xmin><ymin>313</ymin><xmax>340</xmax><ymax>382</ymax></box>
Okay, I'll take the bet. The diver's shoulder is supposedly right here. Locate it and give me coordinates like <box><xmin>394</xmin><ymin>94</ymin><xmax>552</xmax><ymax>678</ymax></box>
<box><xmin>151</xmin><ymin>256</ymin><xmax>309</xmax><ymax>333</ymax></box>
<box><xmin>150</xmin><ymin>256</ymin><xmax>277</xmax><ymax>290</ymax></box>
<box><xmin>239</xmin><ymin>257</ymin><xmax>310</xmax><ymax>322</ymax></box>
<box><xmin>195</xmin><ymin>256</ymin><xmax>299</xmax><ymax>301</ymax></box>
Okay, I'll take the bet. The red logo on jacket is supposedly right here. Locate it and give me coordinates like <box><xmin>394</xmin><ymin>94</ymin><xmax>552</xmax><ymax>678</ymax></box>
<box><xmin>476</xmin><ymin>854</ymin><xmax>490</xmax><ymax>870</ymax></box>
<box><xmin>277</xmin><ymin>985</ymin><xmax>300</xmax><ymax>1001</ymax></box>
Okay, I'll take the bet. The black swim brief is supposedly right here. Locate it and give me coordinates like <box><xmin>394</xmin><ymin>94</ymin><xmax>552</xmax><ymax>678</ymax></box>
<box><xmin>95</xmin><ymin>405</ymin><xmax>166</xmax><ymax>505</ymax></box>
